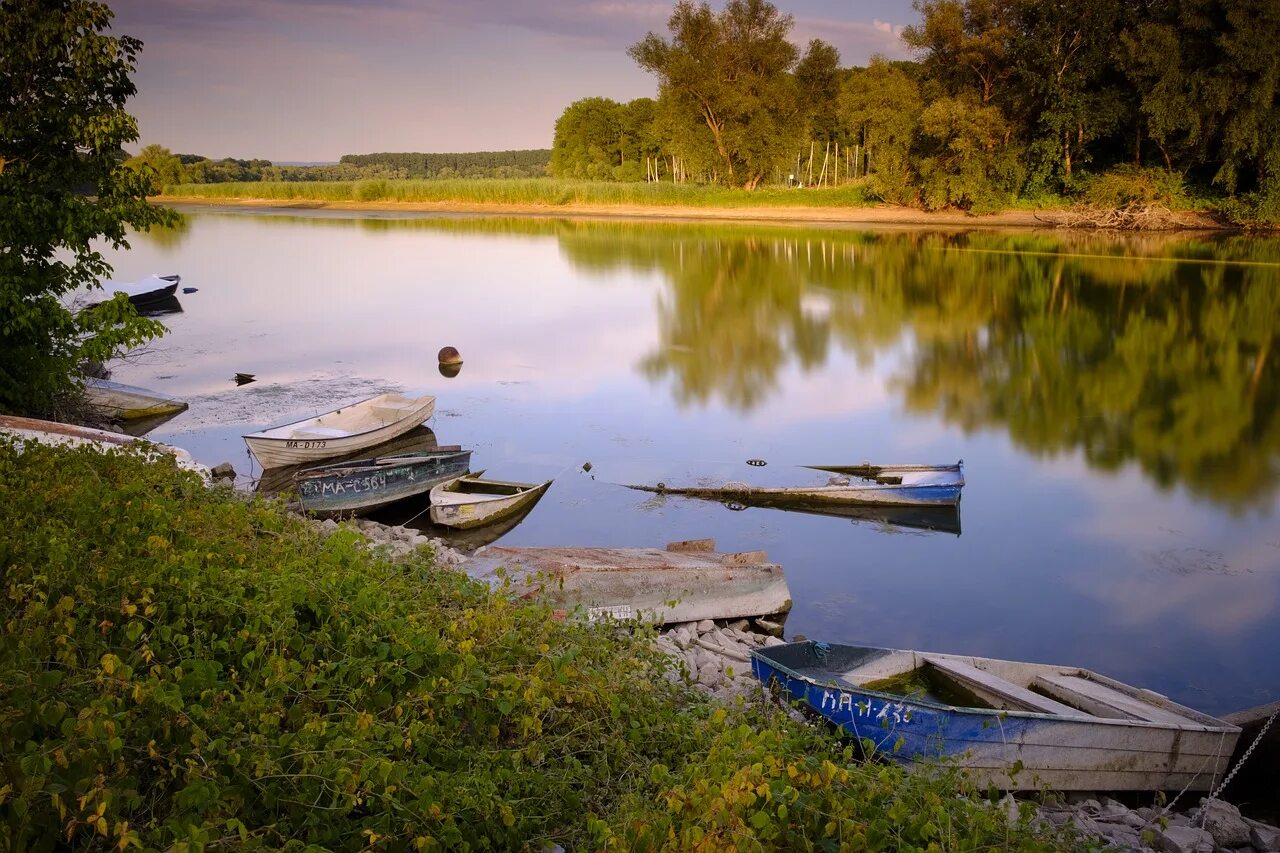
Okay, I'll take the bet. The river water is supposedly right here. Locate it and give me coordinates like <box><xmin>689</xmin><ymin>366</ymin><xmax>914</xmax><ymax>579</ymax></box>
<box><xmin>99</xmin><ymin>207</ymin><xmax>1280</xmax><ymax>715</ymax></box>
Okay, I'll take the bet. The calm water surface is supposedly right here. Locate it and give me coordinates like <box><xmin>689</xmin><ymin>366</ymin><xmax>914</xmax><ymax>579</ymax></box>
<box><xmin>100</xmin><ymin>208</ymin><xmax>1280</xmax><ymax>715</ymax></box>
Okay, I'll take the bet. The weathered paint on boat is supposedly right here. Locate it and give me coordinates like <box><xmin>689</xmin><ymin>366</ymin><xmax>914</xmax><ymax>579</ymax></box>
<box><xmin>429</xmin><ymin>474</ymin><xmax>552</xmax><ymax>529</ymax></box>
<box><xmin>243</xmin><ymin>391</ymin><xmax>435</xmax><ymax>469</ymax></box>
<box><xmin>462</xmin><ymin>538</ymin><xmax>792</xmax><ymax>625</ymax></box>
<box><xmin>0</xmin><ymin>414</ymin><xmax>206</xmax><ymax>476</ymax></box>
<box><xmin>804</xmin><ymin>461</ymin><xmax>963</xmax><ymax>479</ymax></box>
<box><xmin>85</xmin><ymin>378</ymin><xmax>188</xmax><ymax>420</ymax></box>
<box><xmin>255</xmin><ymin>426</ymin><xmax>439</xmax><ymax>496</ymax></box>
<box><xmin>295</xmin><ymin>447</ymin><xmax>471</xmax><ymax>518</ymax></box>
<box><xmin>752</xmin><ymin>641</ymin><xmax>1240</xmax><ymax>792</ymax></box>
<box><xmin>630</xmin><ymin>468</ymin><xmax>964</xmax><ymax>508</ymax></box>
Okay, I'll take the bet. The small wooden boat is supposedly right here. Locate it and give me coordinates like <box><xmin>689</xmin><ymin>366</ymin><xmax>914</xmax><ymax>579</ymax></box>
<box><xmin>255</xmin><ymin>426</ymin><xmax>439</xmax><ymax>497</ymax></box>
<box><xmin>0</xmin><ymin>414</ymin><xmax>204</xmax><ymax>475</ymax></box>
<box><xmin>295</xmin><ymin>446</ymin><xmax>471</xmax><ymax>518</ymax></box>
<box><xmin>752</xmin><ymin>641</ymin><xmax>1240</xmax><ymax>792</ymax></box>
<box><xmin>242</xmin><ymin>391</ymin><xmax>435</xmax><ymax>469</ymax></box>
<box><xmin>804</xmin><ymin>461</ymin><xmax>963</xmax><ymax>483</ymax></box>
<box><xmin>630</xmin><ymin>466</ymin><xmax>964</xmax><ymax>508</ymax></box>
<box><xmin>84</xmin><ymin>378</ymin><xmax>188</xmax><ymax>421</ymax></box>
<box><xmin>462</xmin><ymin>538</ymin><xmax>791</xmax><ymax>625</ymax></box>
<box><xmin>429</xmin><ymin>473</ymin><xmax>552</xmax><ymax>529</ymax></box>
<box><xmin>91</xmin><ymin>274</ymin><xmax>181</xmax><ymax>311</ymax></box>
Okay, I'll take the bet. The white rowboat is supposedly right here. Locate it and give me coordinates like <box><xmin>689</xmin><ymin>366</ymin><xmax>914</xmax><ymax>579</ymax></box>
<box><xmin>429</xmin><ymin>473</ymin><xmax>553</xmax><ymax>529</ymax></box>
<box><xmin>242</xmin><ymin>392</ymin><xmax>435</xmax><ymax>469</ymax></box>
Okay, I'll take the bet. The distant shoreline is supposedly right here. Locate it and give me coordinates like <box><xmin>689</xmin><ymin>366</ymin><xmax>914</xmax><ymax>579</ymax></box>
<box><xmin>156</xmin><ymin>195</ymin><xmax>1229</xmax><ymax>231</ymax></box>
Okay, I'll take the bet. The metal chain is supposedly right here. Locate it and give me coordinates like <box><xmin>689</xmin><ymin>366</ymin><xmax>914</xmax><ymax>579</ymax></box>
<box><xmin>1203</xmin><ymin>707</ymin><xmax>1279</xmax><ymax>809</ymax></box>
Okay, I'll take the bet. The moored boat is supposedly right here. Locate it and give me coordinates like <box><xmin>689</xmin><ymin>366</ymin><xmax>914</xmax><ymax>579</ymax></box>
<box><xmin>804</xmin><ymin>461</ymin><xmax>963</xmax><ymax>482</ymax></box>
<box><xmin>84</xmin><ymin>377</ymin><xmax>188</xmax><ymax>421</ymax></box>
<box><xmin>242</xmin><ymin>391</ymin><xmax>435</xmax><ymax>469</ymax></box>
<box><xmin>0</xmin><ymin>414</ymin><xmax>205</xmax><ymax>475</ymax></box>
<box><xmin>295</xmin><ymin>447</ymin><xmax>471</xmax><ymax>518</ymax></box>
<box><xmin>462</xmin><ymin>538</ymin><xmax>792</xmax><ymax>625</ymax></box>
<box><xmin>91</xmin><ymin>274</ymin><xmax>181</xmax><ymax>311</ymax></box>
<box><xmin>255</xmin><ymin>426</ymin><xmax>439</xmax><ymax>496</ymax></box>
<box><xmin>429</xmin><ymin>473</ymin><xmax>552</xmax><ymax>529</ymax></box>
<box><xmin>629</xmin><ymin>466</ymin><xmax>964</xmax><ymax>508</ymax></box>
<box><xmin>751</xmin><ymin>641</ymin><xmax>1240</xmax><ymax>791</ymax></box>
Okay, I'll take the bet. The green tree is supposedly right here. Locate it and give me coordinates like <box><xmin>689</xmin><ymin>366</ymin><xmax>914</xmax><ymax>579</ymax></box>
<box><xmin>630</xmin><ymin>0</ymin><xmax>805</xmax><ymax>189</ymax></box>
<box><xmin>551</xmin><ymin>97</ymin><xmax>624</xmax><ymax>180</ymax></box>
<box><xmin>0</xmin><ymin>0</ymin><xmax>172</xmax><ymax>416</ymax></box>
<box><xmin>915</xmin><ymin>95</ymin><xmax>1024</xmax><ymax>210</ymax></box>
<box><xmin>901</xmin><ymin>0</ymin><xmax>1015</xmax><ymax>103</ymax></box>
<box><xmin>840</xmin><ymin>58</ymin><xmax>924</xmax><ymax>203</ymax></box>
<box><xmin>794</xmin><ymin>38</ymin><xmax>844</xmax><ymax>143</ymax></box>
<box><xmin>126</xmin><ymin>143</ymin><xmax>186</xmax><ymax>187</ymax></box>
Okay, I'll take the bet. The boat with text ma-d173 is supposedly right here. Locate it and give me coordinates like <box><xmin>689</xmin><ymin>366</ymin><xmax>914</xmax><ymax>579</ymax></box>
<box><xmin>242</xmin><ymin>391</ymin><xmax>435</xmax><ymax>469</ymax></box>
<box><xmin>630</xmin><ymin>461</ymin><xmax>964</xmax><ymax>508</ymax></box>
<box><xmin>751</xmin><ymin>641</ymin><xmax>1239</xmax><ymax>792</ymax></box>
<box><xmin>295</xmin><ymin>446</ymin><xmax>471</xmax><ymax>519</ymax></box>
<box><xmin>429</xmin><ymin>472</ymin><xmax>553</xmax><ymax>529</ymax></box>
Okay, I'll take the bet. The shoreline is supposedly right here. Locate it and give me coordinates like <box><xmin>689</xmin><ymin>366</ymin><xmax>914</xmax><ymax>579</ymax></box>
<box><xmin>156</xmin><ymin>194</ymin><xmax>1231</xmax><ymax>231</ymax></box>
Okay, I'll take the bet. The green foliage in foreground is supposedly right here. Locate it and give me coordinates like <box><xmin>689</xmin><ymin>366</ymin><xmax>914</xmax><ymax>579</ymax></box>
<box><xmin>0</xmin><ymin>441</ymin><xmax>1067</xmax><ymax>850</ymax></box>
<box><xmin>162</xmin><ymin>178</ymin><xmax>877</xmax><ymax>209</ymax></box>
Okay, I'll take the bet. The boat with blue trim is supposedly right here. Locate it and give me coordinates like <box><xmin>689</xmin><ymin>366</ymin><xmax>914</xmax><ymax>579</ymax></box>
<box><xmin>629</xmin><ymin>463</ymin><xmax>964</xmax><ymax>508</ymax></box>
<box><xmin>751</xmin><ymin>640</ymin><xmax>1239</xmax><ymax>791</ymax></box>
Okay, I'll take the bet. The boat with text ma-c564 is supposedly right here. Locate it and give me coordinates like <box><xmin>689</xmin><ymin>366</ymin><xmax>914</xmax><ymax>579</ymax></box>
<box><xmin>242</xmin><ymin>392</ymin><xmax>435</xmax><ymax>469</ymax></box>
<box><xmin>295</xmin><ymin>446</ymin><xmax>471</xmax><ymax>519</ymax></box>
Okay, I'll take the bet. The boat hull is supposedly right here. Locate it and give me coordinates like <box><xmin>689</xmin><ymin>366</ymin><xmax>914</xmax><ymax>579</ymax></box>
<box><xmin>430</xmin><ymin>479</ymin><xmax>552</xmax><ymax>529</ymax></box>
<box><xmin>243</xmin><ymin>394</ymin><xmax>435</xmax><ymax>469</ymax></box>
<box><xmin>296</xmin><ymin>449</ymin><xmax>471</xmax><ymax>518</ymax></box>
<box><xmin>752</xmin><ymin>642</ymin><xmax>1239</xmax><ymax>792</ymax></box>
<box><xmin>463</xmin><ymin>540</ymin><xmax>792</xmax><ymax>624</ymax></box>
<box><xmin>637</xmin><ymin>481</ymin><xmax>963</xmax><ymax>507</ymax></box>
<box><xmin>85</xmin><ymin>378</ymin><xmax>188</xmax><ymax>420</ymax></box>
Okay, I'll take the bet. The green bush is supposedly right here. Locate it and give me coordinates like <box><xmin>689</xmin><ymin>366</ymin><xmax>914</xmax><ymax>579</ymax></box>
<box><xmin>1079</xmin><ymin>166</ymin><xmax>1188</xmax><ymax>209</ymax></box>
<box><xmin>0</xmin><ymin>440</ymin><xmax>1066</xmax><ymax>850</ymax></box>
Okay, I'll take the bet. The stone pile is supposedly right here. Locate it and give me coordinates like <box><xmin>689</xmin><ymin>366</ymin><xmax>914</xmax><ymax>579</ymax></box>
<box><xmin>653</xmin><ymin>618</ymin><xmax>786</xmax><ymax>702</ymax></box>
<box><xmin>1016</xmin><ymin>794</ymin><xmax>1278</xmax><ymax>853</ymax></box>
<box><xmin>307</xmin><ymin>516</ymin><xmax>469</xmax><ymax>567</ymax></box>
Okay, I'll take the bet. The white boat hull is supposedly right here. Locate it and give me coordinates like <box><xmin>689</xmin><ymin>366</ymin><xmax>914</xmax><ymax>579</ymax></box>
<box><xmin>430</xmin><ymin>478</ymin><xmax>552</xmax><ymax>529</ymax></box>
<box><xmin>243</xmin><ymin>392</ymin><xmax>435</xmax><ymax>469</ymax></box>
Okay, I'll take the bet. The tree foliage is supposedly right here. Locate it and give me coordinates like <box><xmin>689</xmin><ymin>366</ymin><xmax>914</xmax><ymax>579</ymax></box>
<box><xmin>0</xmin><ymin>0</ymin><xmax>171</xmax><ymax>416</ymax></box>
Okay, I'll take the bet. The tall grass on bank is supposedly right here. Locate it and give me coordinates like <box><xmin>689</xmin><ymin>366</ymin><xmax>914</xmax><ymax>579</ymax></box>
<box><xmin>161</xmin><ymin>177</ymin><xmax>877</xmax><ymax>208</ymax></box>
<box><xmin>0</xmin><ymin>440</ymin><xmax>1070</xmax><ymax>850</ymax></box>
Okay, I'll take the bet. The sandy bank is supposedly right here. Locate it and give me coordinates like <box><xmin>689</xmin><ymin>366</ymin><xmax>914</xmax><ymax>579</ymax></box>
<box><xmin>156</xmin><ymin>195</ymin><xmax>1228</xmax><ymax>231</ymax></box>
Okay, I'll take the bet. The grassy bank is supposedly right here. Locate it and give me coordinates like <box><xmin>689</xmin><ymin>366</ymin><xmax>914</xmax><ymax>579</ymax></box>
<box><xmin>162</xmin><ymin>177</ymin><xmax>879</xmax><ymax>209</ymax></box>
<box><xmin>0</xmin><ymin>439</ymin><xmax>1068</xmax><ymax>850</ymax></box>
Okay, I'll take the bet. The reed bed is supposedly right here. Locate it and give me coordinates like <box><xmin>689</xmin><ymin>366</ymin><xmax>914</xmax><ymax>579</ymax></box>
<box><xmin>161</xmin><ymin>178</ymin><xmax>877</xmax><ymax>208</ymax></box>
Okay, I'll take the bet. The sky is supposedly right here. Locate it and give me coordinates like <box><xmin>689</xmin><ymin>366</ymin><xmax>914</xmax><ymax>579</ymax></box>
<box><xmin>111</xmin><ymin>0</ymin><xmax>918</xmax><ymax>162</ymax></box>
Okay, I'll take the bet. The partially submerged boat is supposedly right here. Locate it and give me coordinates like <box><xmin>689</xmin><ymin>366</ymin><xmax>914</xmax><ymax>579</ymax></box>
<box><xmin>295</xmin><ymin>447</ymin><xmax>472</xmax><ymax>518</ymax></box>
<box><xmin>462</xmin><ymin>538</ymin><xmax>792</xmax><ymax>625</ymax></box>
<box><xmin>630</xmin><ymin>464</ymin><xmax>964</xmax><ymax>508</ymax></box>
<box><xmin>752</xmin><ymin>641</ymin><xmax>1240</xmax><ymax>791</ymax></box>
<box><xmin>84</xmin><ymin>378</ymin><xmax>188</xmax><ymax>421</ymax></box>
<box><xmin>0</xmin><ymin>414</ymin><xmax>205</xmax><ymax>476</ymax></box>
<box><xmin>91</xmin><ymin>274</ymin><xmax>181</xmax><ymax>311</ymax></box>
<box><xmin>242</xmin><ymin>391</ymin><xmax>436</xmax><ymax>469</ymax></box>
<box><xmin>429</xmin><ymin>473</ymin><xmax>552</xmax><ymax>529</ymax></box>
<box><xmin>804</xmin><ymin>461</ymin><xmax>963</xmax><ymax>482</ymax></box>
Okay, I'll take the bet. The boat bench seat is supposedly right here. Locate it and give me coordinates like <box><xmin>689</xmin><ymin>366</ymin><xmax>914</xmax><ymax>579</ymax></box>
<box><xmin>922</xmin><ymin>656</ymin><xmax>1080</xmax><ymax>716</ymax></box>
<box><xmin>1032</xmin><ymin>674</ymin><xmax>1196</xmax><ymax>725</ymax></box>
<box><xmin>291</xmin><ymin>427</ymin><xmax>348</xmax><ymax>439</ymax></box>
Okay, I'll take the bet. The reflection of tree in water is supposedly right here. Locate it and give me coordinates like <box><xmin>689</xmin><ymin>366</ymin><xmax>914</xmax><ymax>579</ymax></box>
<box><xmin>554</xmin><ymin>224</ymin><xmax>1280</xmax><ymax>510</ymax></box>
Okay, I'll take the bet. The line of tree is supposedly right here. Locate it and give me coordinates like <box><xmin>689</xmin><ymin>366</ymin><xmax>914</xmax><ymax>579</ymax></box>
<box><xmin>550</xmin><ymin>0</ymin><xmax>1280</xmax><ymax>220</ymax></box>
<box><xmin>339</xmin><ymin>150</ymin><xmax>550</xmax><ymax>179</ymax></box>
<box><xmin>125</xmin><ymin>148</ymin><xmax>551</xmax><ymax>187</ymax></box>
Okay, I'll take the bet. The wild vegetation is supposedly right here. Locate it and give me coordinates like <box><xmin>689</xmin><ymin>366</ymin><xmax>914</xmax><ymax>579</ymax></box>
<box><xmin>0</xmin><ymin>0</ymin><xmax>173</xmax><ymax>417</ymax></box>
<box><xmin>127</xmin><ymin>147</ymin><xmax>550</xmax><ymax>185</ymax></box>
<box><xmin>0</xmin><ymin>439</ymin><xmax>1071</xmax><ymax>850</ymax></box>
<box><xmin>545</xmin><ymin>0</ymin><xmax>1280</xmax><ymax>223</ymax></box>
<box><xmin>161</xmin><ymin>177</ymin><xmax>875</xmax><ymax>208</ymax></box>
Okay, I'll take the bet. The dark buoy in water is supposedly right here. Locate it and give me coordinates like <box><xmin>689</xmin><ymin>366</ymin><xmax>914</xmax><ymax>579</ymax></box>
<box><xmin>438</xmin><ymin>361</ymin><xmax>462</xmax><ymax>379</ymax></box>
<box><xmin>437</xmin><ymin>346</ymin><xmax>463</xmax><ymax>365</ymax></box>
<box><xmin>234</xmin><ymin>372</ymin><xmax>255</xmax><ymax>385</ymax></box>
